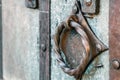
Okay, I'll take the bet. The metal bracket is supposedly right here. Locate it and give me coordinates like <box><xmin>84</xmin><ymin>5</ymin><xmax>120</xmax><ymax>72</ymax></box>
<box><xmin>81</xmin><ymin>0</ymin><xmax>97</xmax><ymax>14</ymax></box>
<box><xmin>25</xmin><ymin>0</ymin><xmax>38</xmax><ymax>9</ymax></box>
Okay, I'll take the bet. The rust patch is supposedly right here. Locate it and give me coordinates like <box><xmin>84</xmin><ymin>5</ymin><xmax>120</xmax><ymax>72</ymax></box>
<box><xmin>110</xmin><ymin>0</ymin><xmax>120</xmax><ymax>80</ymax></box>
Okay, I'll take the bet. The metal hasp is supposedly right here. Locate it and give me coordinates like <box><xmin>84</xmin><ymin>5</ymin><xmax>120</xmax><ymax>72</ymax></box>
<box><xmin>25</xmin><ymin>0</ymin><xmax>38</xmax><ymax>9</ymax></box>
<box><xmin>54</xmin><ymin>0</ymin><xmax>108</xmax><ymax>80</ymax></box>
<box><xmin>109</xmin><ymin>0</ymin><xmax>120</xmax><ymax>80</ymax></box>
<box><xmin>81</xmin><ymin>0</ymin><xmax>97</xmax><ymax>14</ymax></box>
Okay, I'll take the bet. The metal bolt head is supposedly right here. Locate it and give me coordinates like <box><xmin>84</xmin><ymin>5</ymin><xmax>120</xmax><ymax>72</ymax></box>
<box><xmin>41</xmin><ymin>44</ymin><xmax>46</xmax><ymax>52</ymax></box>
<box><xmin>111</xmin><ymin>60</ymin><xmax>120</xmax><ymax>70</ymax></box>
<box><xmin>85</xmin><ymin>0</ymin><xmax>92</xmax><ymax>6</ymax></box>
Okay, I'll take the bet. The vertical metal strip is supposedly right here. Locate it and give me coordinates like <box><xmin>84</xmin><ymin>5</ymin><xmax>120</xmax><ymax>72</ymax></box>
<box><xmin>39</xmin><ymin>0</ymin><xmax>50</xmax><ymax>80</ymax></box>
<box><xmin>109</xmin><ymin>0</ymin><xmax>120</xmax><ymax>80</ymax></box>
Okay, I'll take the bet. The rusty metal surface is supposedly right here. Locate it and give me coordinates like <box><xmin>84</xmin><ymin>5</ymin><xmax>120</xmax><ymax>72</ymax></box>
<box><xmin>39</xmin><ymin>0</ymin><xmax>50</xmax><ymax>80</ymax></box>
<box><xmin>109</xmin><ymin>0</ymin><xmax>120</xmax><ymax>80</ymax></box>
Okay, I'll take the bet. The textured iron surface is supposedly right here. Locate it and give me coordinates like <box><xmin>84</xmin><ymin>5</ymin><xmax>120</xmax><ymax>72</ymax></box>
<box><xmin>109</xmin><ymin>0</ymin><xmax>120</xmax><ymax>80</ymax></box>
<box><xmin>2</xmin><ymin>0</ymin><xmax>40</xmax><ymax>80</ymax></box>
<box><xmin>39</xmin><ymin>0</ymin><xmax>50</xmax><ymax>80</ymax></box>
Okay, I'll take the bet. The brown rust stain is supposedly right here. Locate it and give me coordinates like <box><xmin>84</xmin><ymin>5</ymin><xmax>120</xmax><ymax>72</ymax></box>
<box><xmin>110</xmin><ymin>0</ymin><xmax>120</xmax><ymax>80</ymax></box>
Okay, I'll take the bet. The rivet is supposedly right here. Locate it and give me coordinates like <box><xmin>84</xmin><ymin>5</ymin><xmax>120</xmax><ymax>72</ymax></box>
<box><xmin>111</xmin><ymin>59</ymin><xmax>120</xmax><ymax>70</ymax></box>
<box><xmin>41</xmin><ymin>44</ymin><xmax>46</xmax><ymax>52</ymax></box>
<box><xmin>85</xmin><ymin>0</ymin><xmax>92</xmax><ymax>6</ymax></box>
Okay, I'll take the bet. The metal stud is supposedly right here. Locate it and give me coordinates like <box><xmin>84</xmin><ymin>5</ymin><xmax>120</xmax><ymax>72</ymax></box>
<box><xmin>111</xmin><ymin>59</ymin><xmax>120</xmax><ymax>70</ymax></box>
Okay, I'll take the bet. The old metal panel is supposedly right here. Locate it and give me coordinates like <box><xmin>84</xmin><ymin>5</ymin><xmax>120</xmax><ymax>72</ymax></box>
<box><xmin>39</xmin><ymin>0</ymin><xmax>50</xmax><ymax>80</ymax></box>
<box><xmin>2</xmin><ymin>0</ymin><xmax>39</xmax><ymax>80</ymax></box>
<box><xmin>109</xmin><ymin>0</ymin><xmax>120</xmax><ymax>80</ymax></box>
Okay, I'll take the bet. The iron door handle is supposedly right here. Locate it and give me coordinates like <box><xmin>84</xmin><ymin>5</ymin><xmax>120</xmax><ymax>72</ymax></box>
<box><xmin>54</xmin><ymin>0</ymin><xmax>108</xmax><ymax>79</ymax></box>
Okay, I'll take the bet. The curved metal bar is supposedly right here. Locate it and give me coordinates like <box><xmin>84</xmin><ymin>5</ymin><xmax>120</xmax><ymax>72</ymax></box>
<box><xmin>54</xmin><ymin>20</ymin><xmax>91</xmax><ymax>79</ymax></box>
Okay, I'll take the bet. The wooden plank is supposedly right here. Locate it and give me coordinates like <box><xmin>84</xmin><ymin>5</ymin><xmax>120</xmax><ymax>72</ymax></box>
<box><xmin>109</xmin><ymin>0</ymin><xmax>120</xmax><ymax>80</ymax></box>
<box><xmin>39</xmin><ymin>0</ymin><xmax>50</xmax><ymax>80</ymax></box>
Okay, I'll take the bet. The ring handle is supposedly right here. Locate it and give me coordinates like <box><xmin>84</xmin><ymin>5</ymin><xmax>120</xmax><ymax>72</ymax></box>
<box><xmin>54</xmin><ymin>20</ymin><xmax>91</xmax><ymax>79</ymax></box>
<box><xmin>54</xmin><ymin>1</ymin><xmax>108</xmax><ymax>79</ymax></box>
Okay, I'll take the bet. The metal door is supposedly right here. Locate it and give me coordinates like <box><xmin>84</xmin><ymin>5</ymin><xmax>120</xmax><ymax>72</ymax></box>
<box><xmin>2</xmin><ymin>0</ymin><xmax>120</xmax><ymax>80</ymax></box>
<box><xmin>22</xmin><ymin>0</ymin><xmax>120</xmax><ymax>80</ymax></box>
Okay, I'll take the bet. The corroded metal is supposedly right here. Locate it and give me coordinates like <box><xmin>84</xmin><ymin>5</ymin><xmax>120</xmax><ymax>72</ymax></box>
<box><xmin>54</xmin><ymin>0</ymin><xmax>108</xmax><ymax>80</ymax></box>
<box><xmin>109</xmin><ymin>1</ymin><xmax>120</xmax><ymax>80</ymax></box>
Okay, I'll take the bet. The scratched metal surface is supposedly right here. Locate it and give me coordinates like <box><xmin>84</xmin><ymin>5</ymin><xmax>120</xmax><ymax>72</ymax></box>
<box><xmin>2</xmin><ymin>0</ymin><xmax>39</xmax><ymax>80</ymax></box>
<box><xmin>51</xmin><ymin>0</ymin><xmax>109</xmax><ymax>80</ymax></box>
